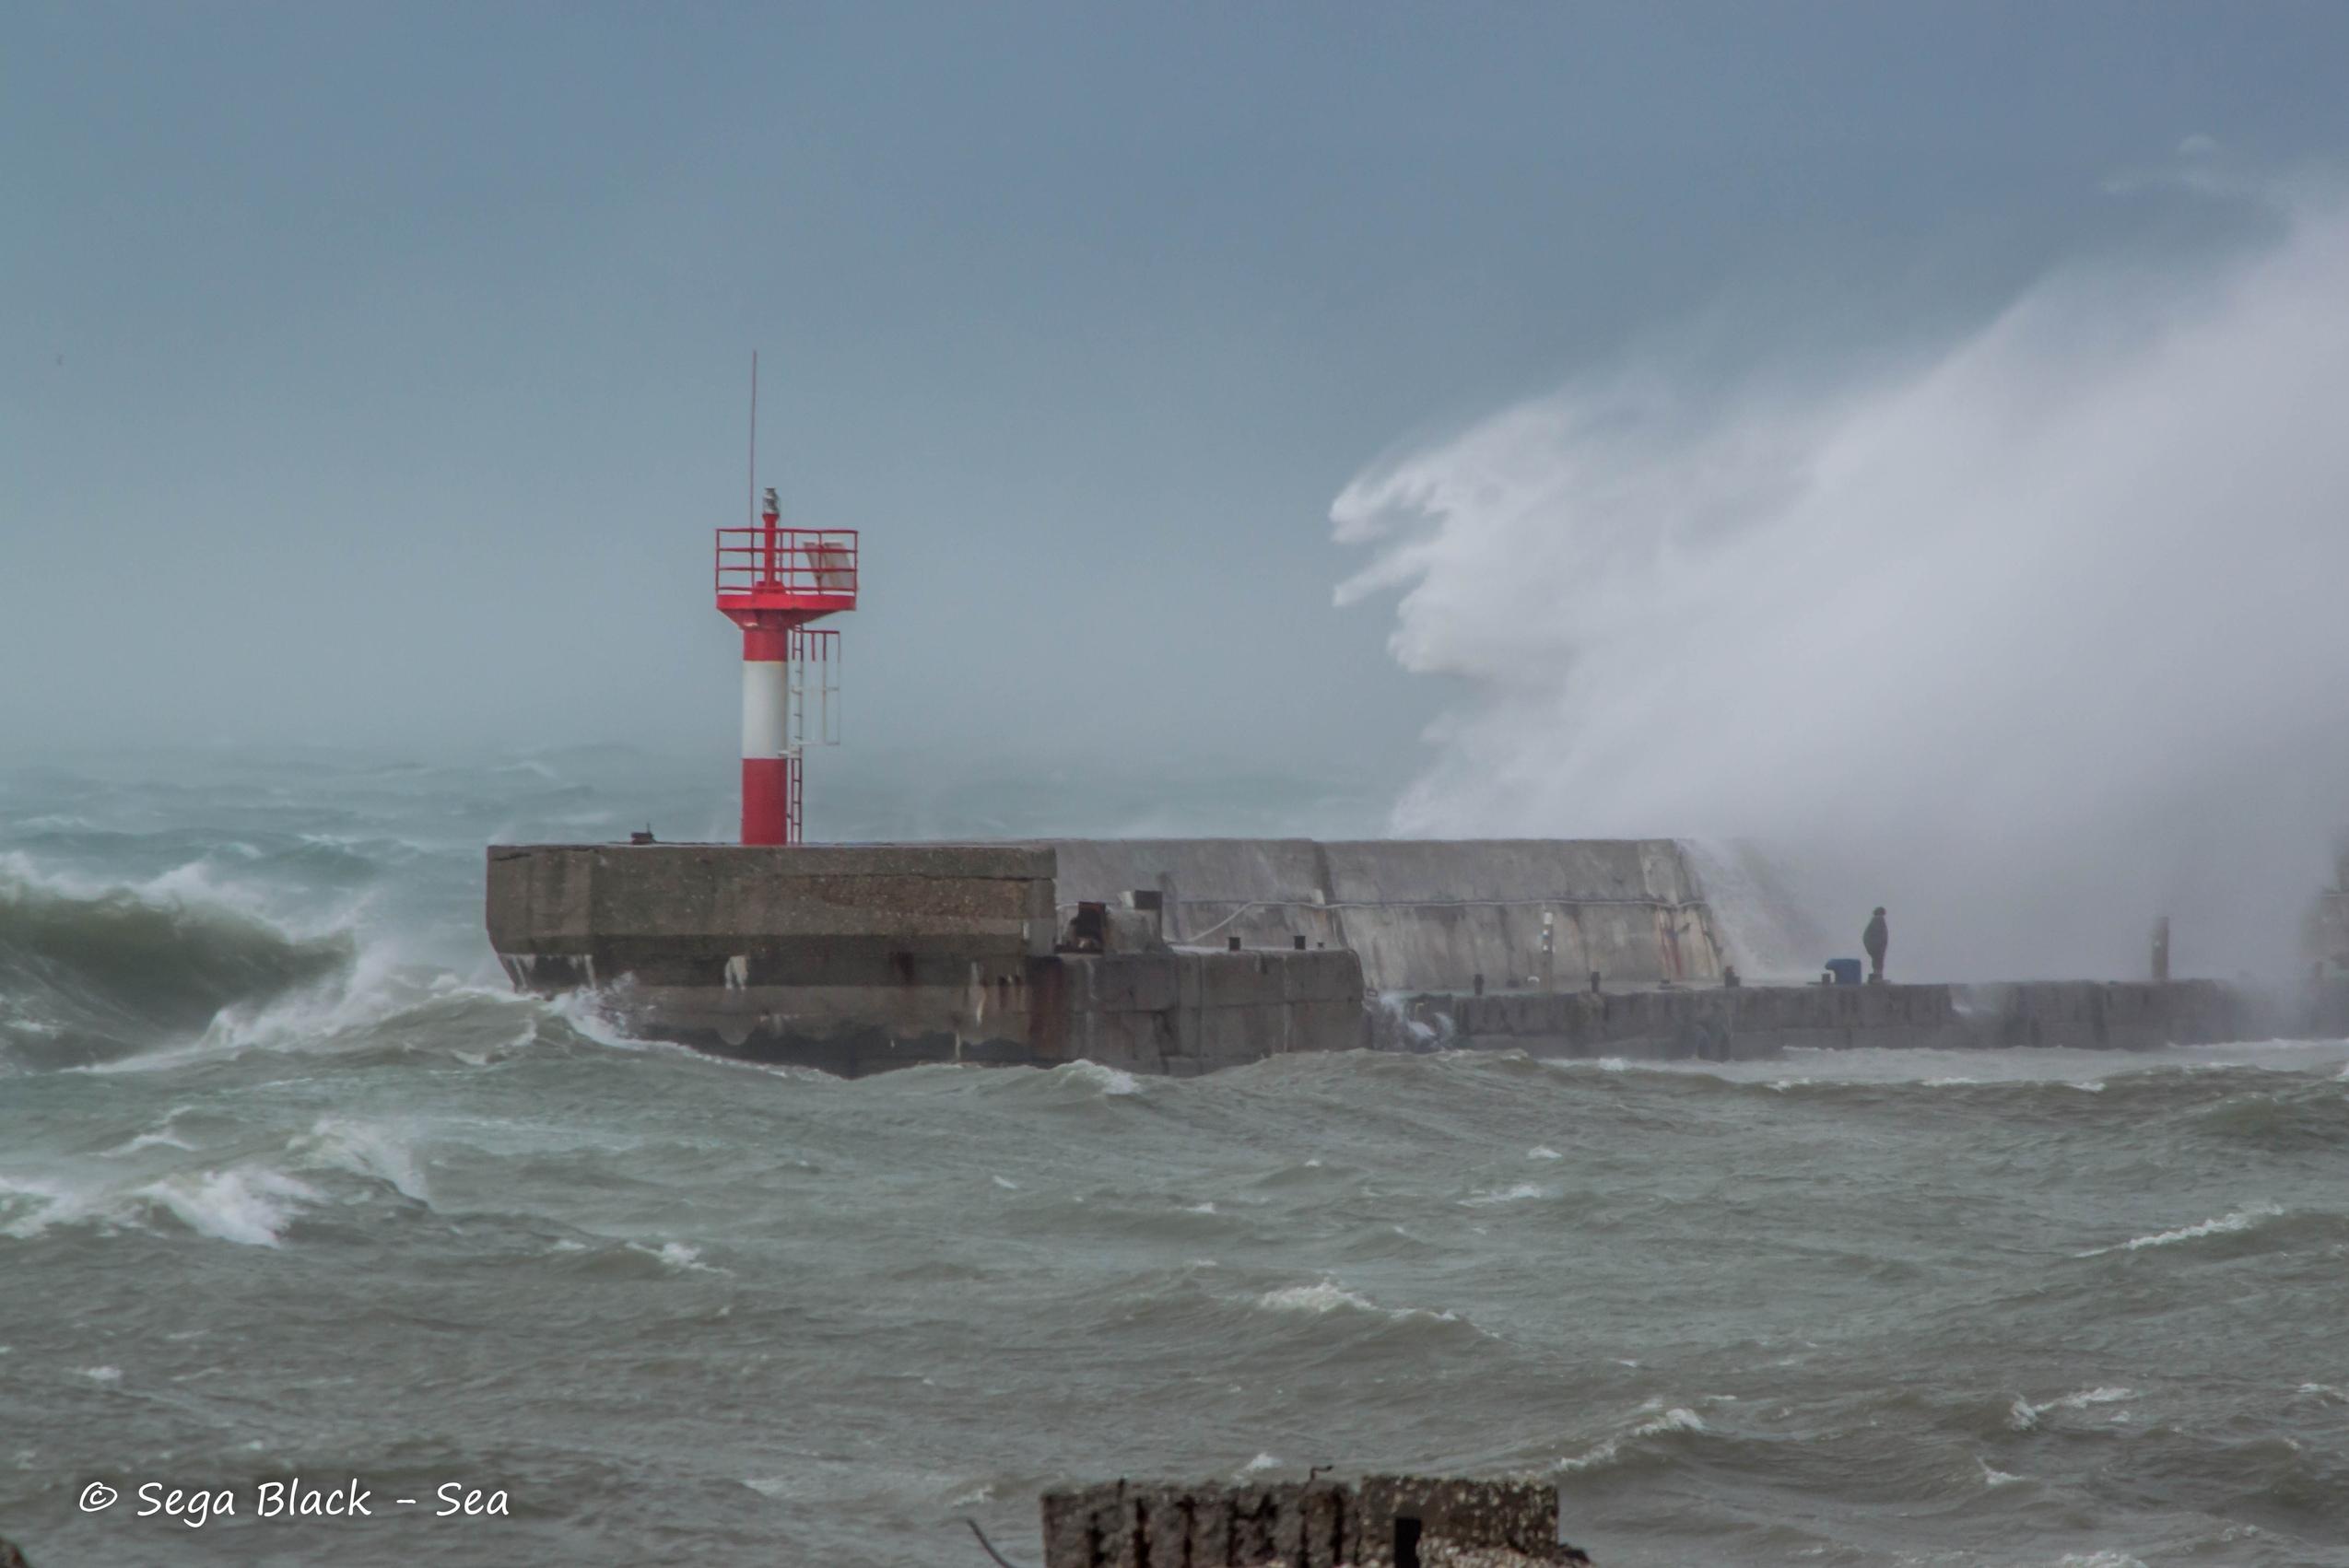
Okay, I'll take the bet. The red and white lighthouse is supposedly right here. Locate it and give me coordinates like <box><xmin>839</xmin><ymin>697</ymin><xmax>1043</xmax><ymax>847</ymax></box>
<box><xmin>715</xmin><ymin>486</ymin><xmax>857</xmax><ymax>844</ymax></box>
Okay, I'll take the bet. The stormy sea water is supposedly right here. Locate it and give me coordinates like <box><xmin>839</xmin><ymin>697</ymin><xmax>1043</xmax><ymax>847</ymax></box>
<box><xmin>4</xmin><ymin>750</ymin><xmax>2346</xmax><ymax>1568</ymax></box>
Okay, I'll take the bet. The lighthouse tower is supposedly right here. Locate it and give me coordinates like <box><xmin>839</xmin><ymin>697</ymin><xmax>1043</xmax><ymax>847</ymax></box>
<box><xmin>715</xmin><ymin>487</ymin><xmax>857</xmax><ymax>844</ymax></box>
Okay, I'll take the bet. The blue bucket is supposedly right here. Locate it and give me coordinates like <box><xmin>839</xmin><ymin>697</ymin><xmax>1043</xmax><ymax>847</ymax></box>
<box><xmin>1824</xmin><ymin>957</ymin><xmax>1863</xmax><ymax>987</ymax></box>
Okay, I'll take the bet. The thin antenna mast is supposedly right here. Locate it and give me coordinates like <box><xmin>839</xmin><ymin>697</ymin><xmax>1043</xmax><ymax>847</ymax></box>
<box><xmin>747</xmin><ymin>349</ymin><xmax>758</xmax><ymax>526</ymax></box>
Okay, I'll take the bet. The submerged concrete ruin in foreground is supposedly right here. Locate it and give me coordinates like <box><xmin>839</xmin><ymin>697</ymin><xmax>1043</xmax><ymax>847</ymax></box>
<box><xmin>485</xmin><ymin>837</ymin><xmax>2258</xmax><ymax>1076</ymax></box>
<box><xmin>1037</xmin><ymin>1475</ymin><xmax>1589</xmax><ymax>1567</ymax></box>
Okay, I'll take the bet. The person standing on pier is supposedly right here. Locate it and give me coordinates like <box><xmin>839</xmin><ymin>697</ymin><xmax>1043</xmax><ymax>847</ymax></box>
<box><xmin>1863</xmin><ymin>907</ymin><xmax>1889</xmax><ymax>983</ymax></box>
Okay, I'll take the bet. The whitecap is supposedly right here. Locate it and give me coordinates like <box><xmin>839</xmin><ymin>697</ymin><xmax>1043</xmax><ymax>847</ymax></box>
<box><xmin>1253</xmin><ymin>1280</ymin><xmax>1459</xmax><ymax>1327</ymax></box>
<box><xmin>299</xmin><ymin>1117</ymin><xmax>429</xmax><ymax>1203</ymax></box>
<box><xmin>992</xmin><ymin>1175</ymin><xmax>1020</xmax><ymax>1190</ymax></box>
<box><xmin>1237</xmin><ymin>1452</ymin><xmax>1280</xmax><ymax>1477</ymax></box>
<box><xmin>1527</xmin><ymin>1145</ymin><xmax>1562</xmax><ymax>1161</ymax></box>
<box><xmin>1258</xmin><ymin>1281</ymin><xmax>1380</xmax><ymax>1316</ymax></box>
<box><xmin>138</xmin><ymin>1167</ymin><xmax>318</xmax><ymax>1247</ymax></box>
<box><xmin>2079</xmin><ymin>1206</ymin><xmax>2279</xmax><ymax>1257</ymax></box>
<box><xmin>1463</xmin><ymin>1182</ymin><xmax>1544</xmax><ymax>1206</ymax></box>
<box><xmin>1062</xmin><ymin>1060</ymin><xmax>1141</xmax><ymax>1095</ymax></box>
<box><xmin>78</xmin><ymin>1366</ymin><xmax>122</xmax><ymax>1385</ymax></box>
<box><xmin>106</xmin><ymin>1129</ymin><xmax>195</xmax><ymax>1157</ymax></box>
<box><xmin>1557</xmin><ymin>1405</ymin><xmax>1707</xmax><ymax>1473</ymax></box>
<box><xmin>2011</xmin><ymin>1387</ymin><xmax>2137</xmax><ymax>1429</ymax></box>
<box><xmin>631</xmin><ymin>1240</ymin><xmax>724</xmax><ymax>1275</ymax></box>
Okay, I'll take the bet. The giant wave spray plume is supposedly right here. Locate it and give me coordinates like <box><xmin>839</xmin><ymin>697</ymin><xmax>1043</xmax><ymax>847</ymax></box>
<box><xmin>1333</xmin><ymin>180</ymin><xmax>2349</xmax><ymax>982</ymax></box>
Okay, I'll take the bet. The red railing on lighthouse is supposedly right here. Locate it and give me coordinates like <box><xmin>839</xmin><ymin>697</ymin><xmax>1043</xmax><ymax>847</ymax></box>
<box><xmin>714</xmin><ymin>527</ymin><xmax>858</xmax><ymax>626</ymax></box>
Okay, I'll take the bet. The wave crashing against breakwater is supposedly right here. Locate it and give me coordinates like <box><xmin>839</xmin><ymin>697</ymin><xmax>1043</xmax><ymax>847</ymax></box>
<box><xmin>1333</xmin><ymin>184</ymin><xmax>2349</xmax><ymax>982</ymax></box>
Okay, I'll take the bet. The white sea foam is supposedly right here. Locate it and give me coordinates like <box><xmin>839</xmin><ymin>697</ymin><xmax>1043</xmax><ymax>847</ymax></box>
<box><xmin>992</xmin><ymin>1175</ymin><xmax>1020</xmax><ymax>1190</ymax></box>
<box><xmin>1528</xmin><ymin>1145</ymin><xmax>1562</xmax><ymax>1160</ymax></box>
<box><xmin>107</xmin><ymin>1129</ymin><xmax>194</xmax><ymax>1156</ymax></box>
<box><xmin>1330</xmin><ymin>186</ymin><xmax>2349</xmax><ymax>981</ymax></box>
<box><xmin>0</xmin><ymin>1173</ymin><xmax>82</xmax><ymax>1237</ymax></box>
<box><xmin>1254</xmin><ymin>1280</ymin><xmax>1460</xmax><ymax>1328</ymax></box>
<box><xmin>1258</xmin><ymin>1281</ymin><xmax>1381</xmax><ymax>1316</ymax></box>
<box><xmin>630</xmin><ymin>1240</ymin><xmax>724</xmax><ymax>1275</ymax></box>
<box><xmin>1062</xmin><ymin>1060</ymin><xmax>1141</xmax><ymax>1095</ymax></box>
<box><xmin>542</xmin><ymin>987</ymin><xmax>643</xmax><ymax>1051</ymax></box>
<box><xmin>138</xmin><ymin>1167</ymin><xmax>319</xmax><ymax>1247</ymax></box>
<box><xmin>1238</xmin><ymin>1452</ymin><xmax>1280</xmax><ymax>1477</ymax></box>
<box><xmin>2011</xmin><ymin>1387</ymin><xmax>2137</xmax><ymax>1430</ymax></box>
<box><xmin>1557</xmin><ymin>1404</ymin><xmax>1708</xmax><ymax>1473</ymax></box>
<box><xmin>299</xmin><ymin>1117</ymin><xmax>430</xmax><ymax>1203</ymax></box>
<box><xmin>1463</xmin><ymin>1182</ymin><xmax>1545</xmax><ymax>1206</ymax></box>
<box><xmin>78</xmin><ymin>1365</ymin><xmax>122</xmax><ymax>1385</ymax></box>
<box><xmin>1979</xmin><ymin>1461</ymin><xmax>2026</xmax><ymax>1488</ymax></box>
<box><xmin>102</xmin><ymin>1107</ymin><xmax>197</xmax><ymax>1158</ymax></box>
<box><xmin>2080</xmin><ymin>1205</ymin><xmax>2279</xmax><ymax>1256</ymax></box>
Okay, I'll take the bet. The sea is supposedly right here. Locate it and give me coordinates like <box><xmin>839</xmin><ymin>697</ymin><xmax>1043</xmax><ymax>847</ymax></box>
<box><xmin>4</xmin><ymin>748</ymin><xmax>2345</xmax><ymax>1567</ymax></box>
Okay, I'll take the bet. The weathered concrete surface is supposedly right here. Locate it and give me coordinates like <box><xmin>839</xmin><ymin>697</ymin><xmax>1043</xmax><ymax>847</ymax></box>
<box><xmin>487</xmin><ymin>842</ymin><xmax>1056</xmax><ymax>964</ymax></box>
<box><xmin>1047</xmin><ymin>838</ymin><xmax>1723</xmax><ymax>991</ymax></box>
<box><xmin>1039</xmin><ymin>1476</ymin><xmax>1577</xmax><ymax>1568</ymax></box>
<box><xmin>1404</xmin><ymin>977</ymin><xmax>2255</xmax><ymax>1060</ymax></box>
<box><xmin>486</xmin><ymin>844</ymin><xmax>1365</xmax><ymax>1077</ymax></box>
<box><xmin>581</xmin><ymin>947</ymin><xmax>1366</xmax><ymax>1077</ymax></box>
<box><xmin>486</xmin><ymin>840</ymin><xmax>2273</xmax><ymax>1076</ymax></box>
<box><xmin>1040</xmin><ymin>949</ymin><xmax>1368</xmax><ymax>1076</ymax></box>
<box><xmin>487</xmin><ymin>842</ymin><xmax>1057</xmax><ymax>1058</ymax></box>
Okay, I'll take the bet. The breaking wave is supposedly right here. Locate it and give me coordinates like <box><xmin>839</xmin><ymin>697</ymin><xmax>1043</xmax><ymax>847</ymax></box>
<box><xmin>1558</xmin><ymin>1403</ymin><xmax>1712</xmax><ymax>1474</ymax></box>
<box><xmin>0</xmin><ymin>855</ymin><xmax>354</xmax><ymax>1068</ymax></box>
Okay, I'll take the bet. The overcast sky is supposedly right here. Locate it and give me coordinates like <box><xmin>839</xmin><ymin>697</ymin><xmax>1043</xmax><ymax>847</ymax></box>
<box><xmin>8</xmin><ymin>4</ymin><xmax>2349</xmax><ymax>794</ymax></box>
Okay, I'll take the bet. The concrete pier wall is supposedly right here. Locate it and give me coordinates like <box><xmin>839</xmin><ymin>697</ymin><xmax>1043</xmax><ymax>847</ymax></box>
<box><xmin>1047</xmin><ymin>838</ymin><xmax>1724</xmax><ymax>991</ymax></box>
<box><xmin>485</xmin><ymin>843</ymin><xmax>1364</xmax><ymax>1076</ymax></box>
<box><xmin>487</xmin><ymin>842</ymin><xmax>1057</xmax><ymax>1049</ymax></box>
<box><xmin>486</xmin><ymin>839</ymin><xmax>2265</xmax><ymax>1077</ymax></box>
<box><xmin>1405</xmin><ymin>977</ymin><xmax>2253</xmax><ymax>1059</ymax></box>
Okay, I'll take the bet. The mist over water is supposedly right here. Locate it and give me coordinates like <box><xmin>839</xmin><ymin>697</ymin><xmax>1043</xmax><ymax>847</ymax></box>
<box><xmin>1333</xmin><ymin>185</ymin><xmax>2349</xmax><ymax>982</ymax></box>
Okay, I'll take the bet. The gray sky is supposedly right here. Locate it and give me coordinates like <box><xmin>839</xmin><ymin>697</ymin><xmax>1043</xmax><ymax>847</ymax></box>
<box><xmin>9</xmin><ymin>3</ymin><xmax>2349</xmax><ymax>795</ymax></box>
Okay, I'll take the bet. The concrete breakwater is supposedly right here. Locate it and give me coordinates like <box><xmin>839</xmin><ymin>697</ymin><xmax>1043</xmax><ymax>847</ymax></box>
<box><xmin>1401</xmin><ymin>977</ymin><xmax>2255</xmax><ymax>1061</ymax></box>
<box><xmin>485</xmin><ymin>841</ymin><xmax>1367</xmax><ymax>1076</ymax></box>
<box><xmin>485</xmin><ymin>837</ymin><xmax>2259</xmax><ymax>1076</ymax></box>
<box><xmin>1048</xmin><ymin>837</ymin><xmax>1725</xmax><ymax>991</ymax></box>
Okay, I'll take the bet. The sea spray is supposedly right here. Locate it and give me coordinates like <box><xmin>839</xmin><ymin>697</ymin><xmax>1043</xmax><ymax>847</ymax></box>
<box><xmin>1333</xmin><ymin>185</ymin><xmax>2349</xmax><ymax>981</ymax></box>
